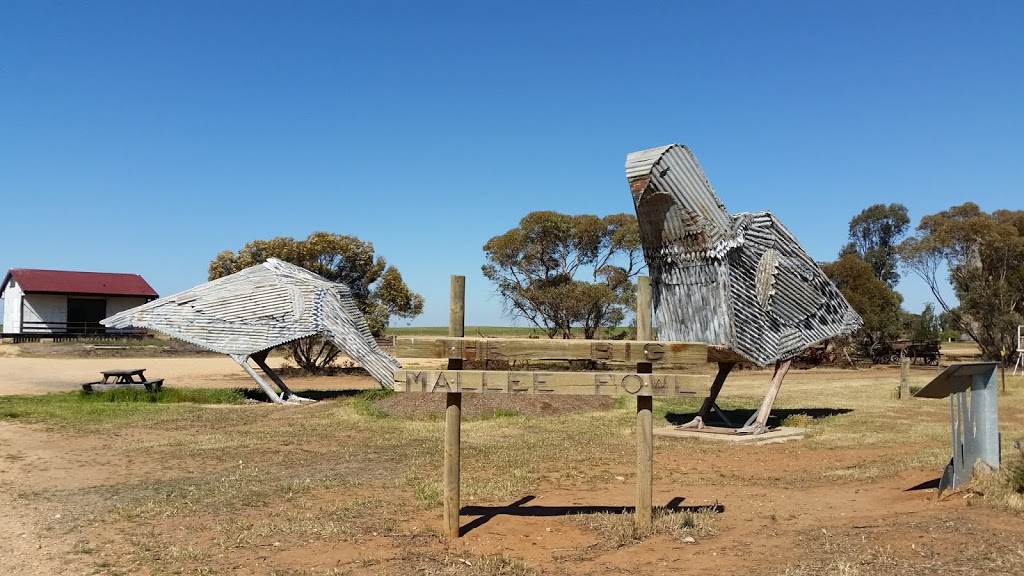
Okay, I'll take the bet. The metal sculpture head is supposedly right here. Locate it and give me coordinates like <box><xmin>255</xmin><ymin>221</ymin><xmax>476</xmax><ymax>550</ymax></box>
<box><xmin>625</xmin><ymin>144</ymin><xmax>734</xmax><ymax>266</ymax></box>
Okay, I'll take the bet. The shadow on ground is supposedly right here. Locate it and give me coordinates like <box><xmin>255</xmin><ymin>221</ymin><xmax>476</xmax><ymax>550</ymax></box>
<box><xmin>238</xmin><ymin>389</ymin><xmax>366</xmax><ymax>402</ymax></box>
<box><xmin>459</xmin><ymin>495</ymin><xmax>725</xmax><ymax>535</ymax></box>
<box><xmin>664</xmin><ymin>407</ymin><xmax>853</xmax><ymax>428</ymax></box>
<box><xmin>905</xmin><ymin>477</ymin><xmax>941</xmax><ymax>492</ymax></box>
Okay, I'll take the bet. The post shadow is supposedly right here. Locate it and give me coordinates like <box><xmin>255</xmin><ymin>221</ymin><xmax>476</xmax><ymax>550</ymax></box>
<box><xmin>458</xmin><ymin>495</ymin><xmax>725</xmax><ymax>536</ymax></box>
<box><xmin>905</xmin><ymin>477</ymin><xmax>941</xmax><ymax>492</ymax></box>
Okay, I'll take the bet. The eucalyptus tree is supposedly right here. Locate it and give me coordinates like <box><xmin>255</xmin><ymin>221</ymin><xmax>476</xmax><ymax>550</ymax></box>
<box><xmin>840</xmin><ymin>203</ymin><xmax>910</xmax><ymax>288</ymax></box>
<box><xmin>482</xmin><ymin>211</ymin><xmax>643</xmax><ymax>339</ymax></box>
<box><xmin>900</xmin><ymin>203</ymin><xmax>1024</xmax><ymax>360</ymax></box>
<box><xmin>822</xmin><ymin>253</ymin><xmax>904</xmax><ymax>352</ymax></box>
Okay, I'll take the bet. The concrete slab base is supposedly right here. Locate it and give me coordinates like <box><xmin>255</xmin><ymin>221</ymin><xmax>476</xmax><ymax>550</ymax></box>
<box><xmin>654</xmin><ymin>426</ymin><xmax>806</xmax><ymax>445</ymax></box>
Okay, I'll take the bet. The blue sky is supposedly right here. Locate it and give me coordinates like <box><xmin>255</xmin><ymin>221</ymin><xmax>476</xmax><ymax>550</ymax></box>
<box><xmin>1</xmin><ymin>1</ymin><xmax>1021</xmax><ymax>327</ymax></box>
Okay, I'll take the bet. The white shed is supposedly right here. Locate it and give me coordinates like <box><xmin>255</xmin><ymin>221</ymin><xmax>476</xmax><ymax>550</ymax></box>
<box><xmin>1</xmin><ymin>268</ymin><xmax>158</xmax><ymax>336</ymax></box>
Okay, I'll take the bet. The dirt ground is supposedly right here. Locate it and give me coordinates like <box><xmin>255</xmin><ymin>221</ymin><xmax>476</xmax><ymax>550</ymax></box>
<box><xmin>1</xmin><ymin>351</ymin><xmax>1023</xmax><ymax>575</ymax></box>
<box><xmin>0</xmin><ymin>355</ymin><xmax>377</xmax><ymax>396</ymax></box>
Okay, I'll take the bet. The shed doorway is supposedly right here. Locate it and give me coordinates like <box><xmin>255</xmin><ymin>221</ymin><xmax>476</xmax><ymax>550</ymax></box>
<box><xmin>68</xmin><ymin>297</ymin><xmax>106</xmax><ymax>334</ymax></box>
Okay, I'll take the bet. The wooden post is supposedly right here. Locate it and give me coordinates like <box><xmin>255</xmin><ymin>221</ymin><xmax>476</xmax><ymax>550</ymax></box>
<box><xmin>635</xmin><ymin>275</ymin><xmax>653</xmax><ymax>533</ymax></box>
<box><xmin>449</xmin><ymin>275</ymin><xmax>465</xmax><ymax>370</ymax></box>
<box><xmin>636</xmin><ymin>394</ymin><xmax>653</xmax><ymax>533</ymax></box>
<box><xmin>637</xmin><ymin>276</ymin><xmax>652</xmax><ymax>342</ymax></box>
<box><xmin>899</xmin><ymin>358</ymin><xmax>910</xmax><ymax>399</ymax></box>
<box><xmin>444</xmin><ymin>392</ymin><xmax>462</xmax><ymax>538</ymax></box>
<box><xmin>444</xmin><ymin>275</ymin><xmax>465</xmax><ymax>538</ymax></box>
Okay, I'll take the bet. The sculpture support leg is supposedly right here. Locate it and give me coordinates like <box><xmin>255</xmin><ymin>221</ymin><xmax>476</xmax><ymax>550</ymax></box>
<box><xmin>677</xmin><ymin>362</ymin><xmax>735</xmax><ymax>429</ymax></box>
<box><xmin>232</xmin><ymin>354</ymin><xmax>284</xmax><ymax>404</ymax></box>
<box><xmin>250</xmin><ymin>350</ymin><xmax>314</xmax><ymax>403</ymax></box>
<box><xmin>740</xmin><ymin>360</ymin><xmax>792</xmax><ymax>435</ymax></box>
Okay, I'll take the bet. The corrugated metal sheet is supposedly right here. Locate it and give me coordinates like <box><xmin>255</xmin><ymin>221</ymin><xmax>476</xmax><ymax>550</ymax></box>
<box><xmin>625</xmin><ymin>144</ymin><xmax>863</xmax><ymax>367</ymax></box>
<box><xmin>1</xmin><ymin>269</ymin><xmax>158</xmax><ymax>298</ymax></box>
<box><xmin>652</xmin><ymin>260</ymin><xmax>733</xmax><ymax>346</ymax></box>
<box><xmin>624</xmin><ymin>145</ymin><xmax>674</xmax><ymax>179</ymax></box>
<box><xmin>102</xmin><ymin>259</ymin><xmax>400</xmax><ymax>388</ymax></box>
<box><xmin>626</xmin><ymin>144</ymin><xmax>734</xmax><ymax>263</ymax></box>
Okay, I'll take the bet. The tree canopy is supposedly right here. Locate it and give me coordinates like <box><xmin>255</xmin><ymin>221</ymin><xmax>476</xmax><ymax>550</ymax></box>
<box><xmin>209</xmin><ymin>232</ymin><xmax>423</xmax><ymax>371</ymax></box>
<box><xmin>910</xmin><ymin>303</ymin><xmax>941</xmax><ymax>342</ymax></box>
<box><xmin>900</xmin><ymin>203</ymin><xmax>1024</xmax><ymax>360</ymax></box>
<box><xmin>481</xmin><ymin>211</ymin><xmax>643</xmax><ymax>339</ymax></box>
<box><xmin>821</xmin><ymin>253</ymin><xmax>904</xmax><ymax>349</ymax></box>
<box><xmin>840</xmin><ymin>203</ymin><xmax>909</xmax><ymax>288</ymax></box>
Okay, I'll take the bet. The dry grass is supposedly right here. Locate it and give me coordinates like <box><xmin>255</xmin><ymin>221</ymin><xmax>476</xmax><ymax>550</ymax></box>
<box><xmin>573</xmin><ymin>506</ymin><xmax>720</xmax><ymax>548</ymax></box>
<box><xmin>212</xmin><ymin>496</ymin><xmax>399</xmax><ymax>546</ymax></box>
<box><xmin>778</xmin><ymin>523</ymin><xmax>1024</xmax><ymax>576</ymax></box>
<box><xmin>5</xmin><ymin>367</ymin><xmax>1024</xmax><ymax>575</ymax></box>
<box><xmin>969</xmin><ymin>447</ymin><xmax>1024</xmax><ymax>511</ymax></box>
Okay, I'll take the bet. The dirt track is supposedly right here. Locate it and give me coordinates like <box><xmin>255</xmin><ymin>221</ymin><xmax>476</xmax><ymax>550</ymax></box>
<box><xmin>0</xmin><ymin>356</ymin><xmax>379</xmax><ymax>396</ymax></box>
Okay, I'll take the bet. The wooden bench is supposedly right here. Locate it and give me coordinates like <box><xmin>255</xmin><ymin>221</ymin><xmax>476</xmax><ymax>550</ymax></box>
<box><xmin>81</xmin><ymin>379</ymin><xmax>164</xmax><ymax>393</ymax></box>
<box><xmin>81</xmin><ymin>368</ymin><xmax>164</xmax><ymax>393</ymax></box>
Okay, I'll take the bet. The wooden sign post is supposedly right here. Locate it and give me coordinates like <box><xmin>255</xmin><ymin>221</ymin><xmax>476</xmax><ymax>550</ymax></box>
<box><xmin>402</xmin><ymin>274</ymin><xmax>707</xmax><ymax>539</ymax></box>
<box><xmin>635</xmin><ymin>275</ymin><xmax>654</xmax><ymax>533</ymax></box>
<box><xmin>445</xmin><ymin>275</ymin><xmax>465</xmax><ymax>538</ymax></box>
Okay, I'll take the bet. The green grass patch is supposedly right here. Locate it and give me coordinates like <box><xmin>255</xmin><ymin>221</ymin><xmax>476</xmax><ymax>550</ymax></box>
<box><xmin>481</xmin><ymin>407</ymin><xmax>520</xmax><ymax>419</ymax></box>
<box><xmin>352</xmin><ymin>389</ymin><xmax>394</xmax><ymax>419</ymax></box>
<box><xmin>80</xmin><ymin>387</ymin><xmax>244</xmax><ymax>404</ymax></box>
<box><xmin>0</xmin><ymin>388</ymin><xmax>244</xmax><ymax>426</ymax></box>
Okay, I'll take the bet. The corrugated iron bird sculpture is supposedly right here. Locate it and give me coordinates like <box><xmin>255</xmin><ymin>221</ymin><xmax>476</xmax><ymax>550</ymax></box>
<box><xmin>102</xmin><ymin>258</ymin><xmax>400</xmax><ymax>404</ymax></box>
<box><xmin>625</xmin><ymin>144</ymin><xmax>862</xmax><ymax>433</ymax></box>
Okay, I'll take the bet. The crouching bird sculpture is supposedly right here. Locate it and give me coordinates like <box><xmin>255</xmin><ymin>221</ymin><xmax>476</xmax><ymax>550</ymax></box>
<box><xmin>625</xmin><ymin>144</ymin><xmax>862</xmax><ymax>433</ymax></box>
<box><xmin>102</xmin><ymin>258</ymin><xmax>400</xmax><ymax>404</ymax></box>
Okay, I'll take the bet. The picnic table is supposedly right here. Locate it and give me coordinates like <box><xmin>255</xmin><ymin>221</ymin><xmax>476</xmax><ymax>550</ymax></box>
<box><xmin>81</xmin><ymin>368</ymin><xmax>164</xmax><ymax>392</ymax></box>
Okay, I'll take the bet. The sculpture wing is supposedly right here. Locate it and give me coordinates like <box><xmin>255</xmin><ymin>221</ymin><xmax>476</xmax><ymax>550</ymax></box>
<box><xmin>103</xmin><ymin>259</ymin><xmax>400</xmax><ymax>387</ymax></box>
<box><xmin>742</xmin><ymin>213</ymin><xmax>863</xmax><ymax>361</ymax></box>
<box><xmin>103</xmin><ymin>262</ymin><xmax>318</xmax><ymax>355</ymax></box>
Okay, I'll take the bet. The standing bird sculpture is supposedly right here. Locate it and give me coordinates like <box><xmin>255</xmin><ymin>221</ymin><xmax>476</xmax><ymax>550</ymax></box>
<box><xmin>102</xmin><ymin>258</ymin><xmax>400</xmax><ymax>404</ymax></box>
<box><xmin>625</xmin><ymin>144</ymin><xmax>862</xmax><ymax>433</ymax></box>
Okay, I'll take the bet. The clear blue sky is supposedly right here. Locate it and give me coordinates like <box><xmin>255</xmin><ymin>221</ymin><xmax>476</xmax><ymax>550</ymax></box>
<box><xmin>2</xmin><ymin>1</ymin><xmax>1021</xmax><ymax>327</ymax></box>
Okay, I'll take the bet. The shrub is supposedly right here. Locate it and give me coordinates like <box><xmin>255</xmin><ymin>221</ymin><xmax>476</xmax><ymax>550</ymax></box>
<box><xmin>1007</xmin><ymin>439</ymin><xmax>1024</xmax><ymax>494</ymax></box>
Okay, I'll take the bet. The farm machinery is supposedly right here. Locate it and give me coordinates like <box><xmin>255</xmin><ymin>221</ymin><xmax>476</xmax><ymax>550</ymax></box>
<box><xmin>870</xmin><ymin>339</ymin><xmax>941</xmax><ymax>366</ymax></box>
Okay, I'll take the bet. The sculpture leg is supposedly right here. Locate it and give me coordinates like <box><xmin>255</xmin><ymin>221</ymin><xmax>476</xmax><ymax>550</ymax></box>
<box><xmin>739</xmin><ymin>360</ymin><xmax>792</xmax><ymax>435</ymax></box>
<box><xmin>232</xmin><ymin>355</ymin><xmax>286</xmax><ymax>404</ymax></box>
<box><xmin>250</xmin><ymin>350</ymin><xmax>315</xmax><ymax>403</ymax></box>
<box><xmin>677</xmin><ymin>363</ymin><xmax>735</xmax><ymax>430</ymax></box>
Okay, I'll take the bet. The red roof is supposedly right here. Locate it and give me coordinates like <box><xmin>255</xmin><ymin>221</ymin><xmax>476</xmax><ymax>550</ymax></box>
<box><xmin>1</xmin><ymin>268</ymin><xmax>158</xmax><ymax>298</ymax></box>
